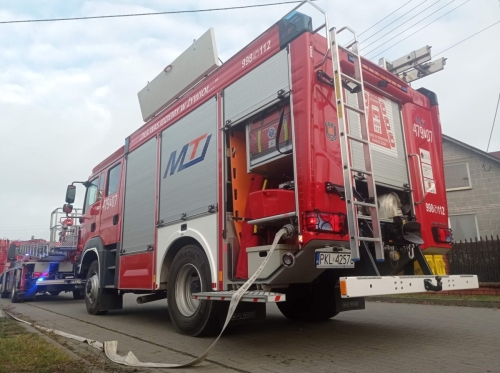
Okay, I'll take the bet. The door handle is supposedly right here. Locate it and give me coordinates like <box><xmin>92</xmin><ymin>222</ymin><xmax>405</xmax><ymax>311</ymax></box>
<box><xmin>113</xmin><ymin>214</ymin><xmax>119</xmax><ymax>225</ymax></box>
<box><xmin>408</xmin><ymin>153</ymin><xmax>427</xmax><ymax>205</ymax></box>
<box><xmin>91</xmin><ymin>223</ymin><xmax>96</xmax><ymax>232</ymax></box>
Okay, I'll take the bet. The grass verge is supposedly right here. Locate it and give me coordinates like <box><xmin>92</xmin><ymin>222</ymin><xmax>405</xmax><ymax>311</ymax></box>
<box><xmin>0</xmin><ymin>317</ymin><xmax>90</xmax><ymax>373</ymax></box>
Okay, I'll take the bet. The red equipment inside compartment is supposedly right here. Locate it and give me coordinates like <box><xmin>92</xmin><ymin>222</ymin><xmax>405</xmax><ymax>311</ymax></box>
<box><xmin>248</xmin><ymin>189</ymin><xmax>295</xmax><ymax>220</ymax></box>
<box><xmin>248</xmin><ymin>106</ymin><xmax>292</xmax><ymax>167</ymax></box>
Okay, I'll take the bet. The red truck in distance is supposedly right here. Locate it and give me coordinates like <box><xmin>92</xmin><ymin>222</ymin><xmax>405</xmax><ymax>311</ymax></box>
<box><xmin>0</xmin><ymin>208</ymin><xmax>84</xmax><ymax>302</ymax></box>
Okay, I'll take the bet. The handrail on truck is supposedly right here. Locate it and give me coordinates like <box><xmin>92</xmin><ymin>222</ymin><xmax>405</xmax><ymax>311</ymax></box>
<box><xmin>283</xmin><ymin>0</ymin><xmax>331</xmax><ymax>69</ymax></box>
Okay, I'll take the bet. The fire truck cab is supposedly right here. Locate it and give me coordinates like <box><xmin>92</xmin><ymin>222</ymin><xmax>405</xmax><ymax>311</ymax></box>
<box><xmin>65</xmin><ymin>1</ymin><xmax>478</xmax><ymax>337</ymax></box>
<box><xmin>0</xmin><ymin>208</ymin><xmax>84</xmax><ymax>302</ymax></box>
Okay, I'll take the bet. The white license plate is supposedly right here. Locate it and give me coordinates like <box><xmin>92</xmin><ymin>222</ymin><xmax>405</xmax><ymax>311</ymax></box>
<box><xmin>315</xmin><ymin>252</ymin><xmax>355</xmax><ymax>268</ymax></box>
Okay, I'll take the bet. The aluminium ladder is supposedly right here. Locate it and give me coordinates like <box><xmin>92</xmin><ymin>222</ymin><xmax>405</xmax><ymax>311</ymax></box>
<box><xmin>330</xmin><ymin>27</ymin><xmax>384</xmax><ymax>262</ymax></box>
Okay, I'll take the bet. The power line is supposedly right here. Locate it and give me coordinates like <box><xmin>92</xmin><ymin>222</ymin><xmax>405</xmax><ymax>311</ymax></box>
<box><xmin>358</xmin><ymin>0</ymin><xmax>413</xmax><ymax>37</ymax></box>
<box><xmin>362</xmin><ymin>0</ymin><xmax>458</xmax><ymax>54</ymax></box>
<box><xmin>0</xmin><ymin>1</ymin><xmax>309</xmax><ymax>25</ymax></box>
<box><xmin>485</xmin><ymin>93</ymin><xmax>500</xmax><ymax>154</ymax></box>
<box><xmin>361</xmin><ymin>0</ymin><xmax>450</xmax><ymax>50</ymax></box>
<box><xmin>360</xmin><ymin>0</ymin><xmax>430</xmax><ymax>43</ymax></box>
<box><xmin>433</xmin><ymin>20</ymin><xmax>500</xmax><ymax>57</ymax></box>
<box><xmin>366</xmin><ymin>0</ymin><xmax>472</xmax><ymax>58</ymax></box>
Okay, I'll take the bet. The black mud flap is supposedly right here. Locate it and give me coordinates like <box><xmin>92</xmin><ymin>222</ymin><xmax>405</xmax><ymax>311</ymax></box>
<box><xmin>335</xmin><ymin>284</ymin><xmax>365</xmax><ymax>313</ymax></box>
<box><xmin>99</xmin><ymin>289</ymin><xmax>123</xmax><ymax>311</ymax></box>
<box><xmin>218</xmin><ymin>302</ymin><xmax>266</xmax><ymax>328</ymax></box>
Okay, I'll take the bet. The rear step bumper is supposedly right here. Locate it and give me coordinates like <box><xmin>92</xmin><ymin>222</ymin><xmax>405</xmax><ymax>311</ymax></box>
<box><xmin>193</xmin><ymin>291</ymin><xmax>286</xmax><ymax>303</ymax></box>
<box><xmin>193</xmin><ymin>275</ymin><xmax>478</xmax><ymax>303</ymax></box>
<box><xmin>340</xmin><ymin>275</ymin><xmax>479</xmax><ymax>298</ymax></box>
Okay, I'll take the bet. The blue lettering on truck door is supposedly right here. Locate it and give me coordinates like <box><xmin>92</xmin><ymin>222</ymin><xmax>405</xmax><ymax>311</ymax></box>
<box><xmin>163</xmin><ymin>133</ymin><xmax>212</xmax><ymax>178</ymax></box>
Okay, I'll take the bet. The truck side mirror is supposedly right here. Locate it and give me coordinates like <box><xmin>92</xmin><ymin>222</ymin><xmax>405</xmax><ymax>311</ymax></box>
<box><xmin>66</xmin><ymin>185</ymin><xmax>76</xmax><ymax>204</ymax></box>
<box><xmin>63</xmin><ymin>204</ymin><xmax>73</xmax><ymax>214</ymax></box>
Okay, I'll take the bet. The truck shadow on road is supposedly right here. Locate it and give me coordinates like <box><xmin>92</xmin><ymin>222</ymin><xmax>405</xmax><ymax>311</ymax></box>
<box><xmin>7</xmin><ymin>295</ymin><xmax>496</xmax><ymax>370</ymax></box>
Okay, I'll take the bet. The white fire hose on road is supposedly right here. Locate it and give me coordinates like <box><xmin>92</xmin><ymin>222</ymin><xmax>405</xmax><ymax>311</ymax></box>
<box><xmin>4</xmin><ymin>225</ymin><xmax>294</xmax><ymax>369</ymax></box>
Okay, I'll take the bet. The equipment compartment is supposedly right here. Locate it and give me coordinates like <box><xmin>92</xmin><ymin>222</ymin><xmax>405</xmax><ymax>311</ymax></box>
<box><xmin>247</xmin><ymin>106</ymin><xmax>292</xmax><ymax>171</ymax></box>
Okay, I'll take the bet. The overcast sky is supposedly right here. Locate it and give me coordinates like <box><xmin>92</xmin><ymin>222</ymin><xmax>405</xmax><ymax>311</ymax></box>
<box><xmin>0</xmin><ymin>0</ymin><xmax>499</xmax><ymax>240</ymax></box>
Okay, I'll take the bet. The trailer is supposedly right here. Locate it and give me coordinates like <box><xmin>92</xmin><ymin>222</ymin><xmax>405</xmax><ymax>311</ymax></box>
<box><xmin>63</xmin><ymin>1</ymin><xmax>478</xmax><ymax>336</ymax></box>
<box><xmin>0</xmin><ymin>208</ymin><xmax>84</xmax><ymax>302</ymax></box>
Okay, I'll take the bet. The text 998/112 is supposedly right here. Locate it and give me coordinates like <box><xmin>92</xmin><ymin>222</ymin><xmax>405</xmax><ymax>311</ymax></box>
<box><xmin>242</xmin><ymin>40</ymin><xmax>271</xmax><ymax>68</ymax></box>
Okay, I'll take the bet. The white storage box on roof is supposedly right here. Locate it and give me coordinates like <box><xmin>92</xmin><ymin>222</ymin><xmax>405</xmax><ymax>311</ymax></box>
<box><xmin>137</xmin><ymin>28</ymin><xmax>220</xmax><ymax>122</ymax></box>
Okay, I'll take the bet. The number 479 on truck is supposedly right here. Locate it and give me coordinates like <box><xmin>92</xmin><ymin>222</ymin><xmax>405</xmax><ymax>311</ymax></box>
<box><xmin>62</xmin><ymin>1</ymin><xmax>478</xmax><ymax>336</ymax></box>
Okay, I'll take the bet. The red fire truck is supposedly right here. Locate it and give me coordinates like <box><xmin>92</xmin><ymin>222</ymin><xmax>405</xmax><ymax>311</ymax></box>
<box><xmin>63</xmin><ymin>2</ymin><xmax>478</xmax><ymax>336</ymax></box>
<box><xmin>0</xmin><ymin>208</ymin><xmax>84</xmax><ymax>302</ymax></box>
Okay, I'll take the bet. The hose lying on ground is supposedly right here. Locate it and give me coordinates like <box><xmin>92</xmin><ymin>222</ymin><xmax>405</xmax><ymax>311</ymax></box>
<box><xmin>4</xmin><ymin>225</ymin><xmax>292</xmax><ymax>369</ymax></box>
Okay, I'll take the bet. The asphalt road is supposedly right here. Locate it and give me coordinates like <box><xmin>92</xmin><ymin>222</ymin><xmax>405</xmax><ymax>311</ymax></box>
<box><xmin>1</xmin><ymin>293</ymin><xmax>499</xmax><ymax>373</ymax></box>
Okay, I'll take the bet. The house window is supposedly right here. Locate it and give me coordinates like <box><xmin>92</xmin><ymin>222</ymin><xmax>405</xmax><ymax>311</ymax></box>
<box><xmin>444</xmin><ymin>163</ymin><xmax>471</xmax><ymax>191</ymax></box>
<box><xmin>449</xmin><ymin>214</ymin><xmax>479</xmax><ymax>241</ymax></box>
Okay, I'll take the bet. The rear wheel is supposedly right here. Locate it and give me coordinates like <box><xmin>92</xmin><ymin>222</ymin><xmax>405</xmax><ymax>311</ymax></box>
<box><xmin>277</xmin><ymin>271</ymin><xmax>338</xmax><ymax>322</ymax></box>
<box><xmin>167</xmin><ymin>245</ymin><xmax>221</xmax><ymax>337</ymax></box>
<box><xmin>73</xmin><ymin>289</ymin><xmax>84</xmax><ymax>300</ymax></box>
<box><xmin>85</xmin><ymin>260</ymin><xmax>108</xmax><ymax>315</ymax></box>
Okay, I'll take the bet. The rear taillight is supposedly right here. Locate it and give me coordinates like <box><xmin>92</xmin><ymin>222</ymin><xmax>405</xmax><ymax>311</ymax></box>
<box><xmin>303</xmin><ymin>211</ymin><xmax>347</xmax><ymax>234</ymax></box>
<box><xmin>33</xmin><ymin>272</ymin><xmax>49</xmax><ymax>279</ymax></box>
<box><xmin>432</xmin><ymin>227</ymin><xmax>453</xmax><ymax>243</ymax></box>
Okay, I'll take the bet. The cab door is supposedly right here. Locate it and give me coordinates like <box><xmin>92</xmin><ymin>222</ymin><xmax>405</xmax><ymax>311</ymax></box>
<box><xmin>99</xmin><ymin>162</ymin><xmax>122</xmax><ymax>245</ymax></box>
<box><xmin>80</xmin><ymin>175</ymin><xmax>102</xmax><ymax>242</ymax></box>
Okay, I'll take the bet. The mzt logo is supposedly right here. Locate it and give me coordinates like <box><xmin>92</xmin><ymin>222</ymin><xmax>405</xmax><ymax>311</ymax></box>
<box><xmin>163</xmin><ymin>133</ymin><xmax>212</xmax><ymax>178</ymax></box>
<box><xmin>416</xmin><ymin>116</ymin><xmax>427</xmax><ymax>126</ymax></box>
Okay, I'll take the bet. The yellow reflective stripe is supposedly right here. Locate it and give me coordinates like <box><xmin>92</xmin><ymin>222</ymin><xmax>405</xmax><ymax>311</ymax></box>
<box><xmin>257</xmin><ymin>130</ymin><xmax>262</xmax><ymax>153</ymax></box>
<box><xmin>283</xmin><ymin>118</ymin><xmax>289</xmax><ymax>141</ymax></box>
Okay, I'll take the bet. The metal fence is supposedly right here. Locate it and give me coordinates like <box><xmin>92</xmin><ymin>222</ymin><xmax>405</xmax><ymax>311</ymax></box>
<box><xmin>447</xmin><ymin>235</ymin><xmax>500</xmax><ymax>283</ymax></box>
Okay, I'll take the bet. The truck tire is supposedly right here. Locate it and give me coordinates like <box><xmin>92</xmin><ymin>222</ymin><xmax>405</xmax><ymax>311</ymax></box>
<box><xmin>167</xmin><ymin>244</ymin><xmax>221</xmax><ymax>337</ymax></box>
<box><xmin>0</xmin><ymin>278</ymin><xmax>8</xmax><ymax>298</ymax></box>
<box><xmin>10</xmin><ymin>285</ymin><xmax>19</xmax><ymax>304</ymax></box>
<box><xmin>49</xmin><ymin>291</ymin><xmax>61</xmax><ymax>296</ymax></box>
<box><xmin>85</xmin><ymin>260</ymin><xmax>108</xmax><ymax>315</ymax></box>
<box><xmin>73</xmin><ymin>289</ymin><xmax>84</xmax><ymax>300</ymax></box>
<box><xmin>277</xmin><ymin>271</ymin><xmax>338</xmax><ymax>322</ymax></box>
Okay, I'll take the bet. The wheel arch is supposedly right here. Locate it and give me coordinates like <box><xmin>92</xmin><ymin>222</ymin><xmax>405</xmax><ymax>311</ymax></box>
<box><xmin>79</xmin><ymin>237</ymin><xmax>105</xmax><ymax>279</ymax></box>
<box><xmin>80</xmin><ymin>249</ymin><xmax>98</xmax><ymax>277</ymax></box>
<box><xmin>159</xmin><ymin>236</ymin><xmax>212</xmax><ymax>289</ymax></box>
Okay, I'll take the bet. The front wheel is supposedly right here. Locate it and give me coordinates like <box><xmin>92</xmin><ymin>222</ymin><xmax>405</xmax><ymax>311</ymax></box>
<box><xmin>85</xmin><ymin>260</ymin><xmax>108</xmax><ymax>315</ymax></box>
<box><xmin>167</xmin><ymin>245</ymin><xmax>221</xmax><ymax>337</ymax></box>
<box><xmin>0</xmin><ymin>277</ymin><xmax>8</xmax><ymax>298</ymax></box>
<box><xmin>10</xmin><ymin>285</ymin><xmax>19</xmax><ymax>304</ymax></box>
